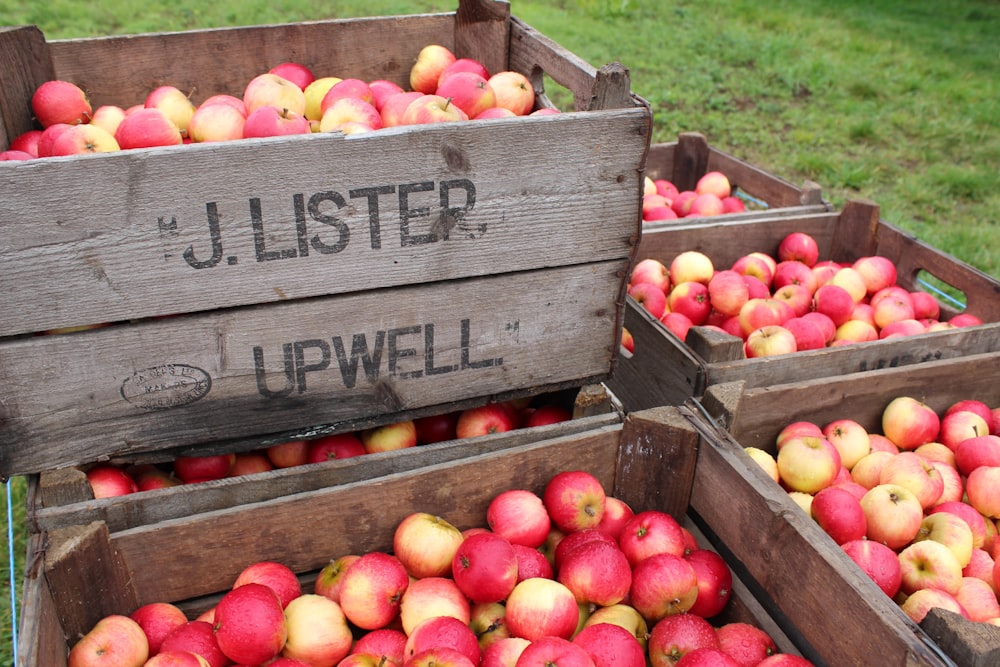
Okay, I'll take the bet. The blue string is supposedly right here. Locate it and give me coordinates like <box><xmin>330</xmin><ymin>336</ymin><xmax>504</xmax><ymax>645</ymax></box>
<box><xmin>6</xmin><ymin>478</ymin><xmax>16</xmax><ymax>667</ymax></box>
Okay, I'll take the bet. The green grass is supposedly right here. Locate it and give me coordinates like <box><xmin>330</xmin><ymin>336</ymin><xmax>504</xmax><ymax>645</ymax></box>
<box><xmin>1</xmin><ymin>0</ymin><xmax>998</xmax><ymax>663</ymax></box>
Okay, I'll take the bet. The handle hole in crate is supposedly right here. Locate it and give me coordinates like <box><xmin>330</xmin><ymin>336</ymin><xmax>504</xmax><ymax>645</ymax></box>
<box><xmin>914</xmin><ymin>269</ymin><xmax>967</xmax><ymax>313</ymax></box>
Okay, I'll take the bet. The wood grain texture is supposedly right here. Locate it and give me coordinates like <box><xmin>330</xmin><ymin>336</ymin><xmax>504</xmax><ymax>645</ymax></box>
<box><xmin>16</xmin><ymin>532</ymin><xmax>70</xmax><ymax>667</ymax></box>
<box><xmin>1</xmin><ymin>262</ymin><xmax>625</xmax><ymax>476</ymax></box>
<box><xmin>0</xmin><ymin>26</ymin><xmax>54</xmax><ymax>146</ymax></box>
<box><xmin>922</xmin><ymin>609</ymin><xmax>1000</xmax><ymax>667</ymax></box>
<box><xmin>683</xmin><ymin>405</ymin><xmax>955</xmax><ymax>667</ymax></box>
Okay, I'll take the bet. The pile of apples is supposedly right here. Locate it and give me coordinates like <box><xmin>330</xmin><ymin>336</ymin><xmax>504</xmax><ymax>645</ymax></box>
<box><xmin>1</xmin><ymin>44</ymin><xmax>550</xmax><ymax>160</ymax></box>
<box><xmin>743</xmin><ymin>393</ymin><xmax>1000</xmax><ymax>627</ymax></box>
<box><xmin>624</xmin><ymin>231</ymin><xmax>984</xmax><ymax>358</ymax></box>
<box><xmin>68</xmin><ymin>469</ymin><xmax>815</xmax><ymax>667</ymax></box>
<box><xmin>641</xmin><ymin>172</ymin><xmax>748</xmax><ymax>222</ymax></box>
<box><xmin>84</xmin><ymin>398</ymin><xmax>575</xmax><ymax>498</ymax></box>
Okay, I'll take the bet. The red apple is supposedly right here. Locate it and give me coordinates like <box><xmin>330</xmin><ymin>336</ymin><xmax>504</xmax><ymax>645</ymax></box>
<box><xmin>967</xmin><ymin>466</ymin><xmax>1000</xmax><ymax>519</ymax></box>
<box><xmin>213</xmin><ymin>583</ymin><xmax>287</xmax><ymax>665</ymax></box>
<box><xmin>482</xmin><ymin>637</ymin><xmax>530</xmax><ymax>667</ymax></box>
<box><xmin>744</xmin><ymin>325</ymin><xmax>797</xmax><ymax>358</ymax></box>
<box><xmin>145</xmin><ymin>85</ymin><xmax>196</xmax><ymax>137</ymax></box>
<box><xmin>173</xmin><ymin>452</ymin><xmax>235</xmax><ymax>484</ymax></box>
<box><xmin>269</xmin><ymin>62</ymin><xmax>315</xmax><ymax>90</ymax></box>
<box><xmin>878</xmin><ymin>451</ymin><xmax>944</xmax><ymax>510</ymax></box>
<box><xmin>68</xmin><ymin>614</ymin><xmax>148</xmax><ymax>667</ymax></box>
<box><xmin>0</xmin><ymin>149</ymin><xmax>34</xmax><ymax>161</ymax></box>
<box><xmin>86</xmin><ymin>464</ymin><xmax>138</xmax><ymax>498</ymax></box>
<box><xmin>852</xmin><ymin>255</ymin><xmax>897</xmax><ymax>295</ymax></box>
<box><xmin>738</xmin><ymin>298</ymin><xmax>794</xmax><ymax>337</ymax></box>
<box><xmin>487</xmin><ymin>71</ymin><xmax>535</xmax><ymax>116</ymax></box>
<box><xmin>353</xmin><ymin>628</ymin><xmax>407</xmax><ymax>666</ymax></box>
<box><xmin>618</xmin><ymin>510</ymin><xmax>686</xmax><ymax>566</ymax></box>
<box><xmin>772</xmin><ymin>282</ymin><xmax>813</xmax><ymax>317</ymax></box>
<box><xmin>628</xmin><ymin>282</ymin><xmax>667</xmax><ymax>320</ymax></box>
<box><xmin>414</xmin><ymin>411</ymin><xmax>460</xmax><ymax>444</ymax></box>
<box><xmin>114</xmin><ymin>108</ymin><xmax>183</xmax><ymax>149</ymax></box>
<box><xmin>771</xmin><ymin>260</ymin><xmax>818</xmax><ymax>294</ymax></box>
<box><xmin>227</xmin><ymin>451</ymin><xmax>274</xmax><ymax>477</ymax></box>
<box><xmin>307</xmin><ymin>432</ymin><xmax>367</xmax><ymax>462</ymax></box>
<box><xmin>10</xmin><ymin>128</ymin><xmax>44</xmax><ymax>156</ymax></box>
<box><xmin>553</xmin><ymin>528</ymin><xmax>619</xmax><ymax>572</ymax></box>
<box><xmin>188</xmin><ymin>101</ymin><xmax>247</xmax><ymax>142</ymax></box>
<box><xmin>916</xmin><ymin>511</ymin><xmax>974</xmax><ymax>568</ymax></box>
<box><xmin>243</xmin><ymin>72</ymin><xmax>307</xmax><ymax>116</ymax></box>
<box><xmin>955</xmin><ymin>576</ymin><xmax>1000</xmax><ymax>621</ymax></box>
<box><xmin>504</xmin><ymin>577</ymin><xmax>579</xmax><ymax>641</ymax></box>
<box><xmin>810</xmin><ymin>486</ymin><xmax>867</xmax><ymax>545</ymax></box>
<box><xmin>684</xmin><ymin>548</ymin><xmax>733</xmax><ymax>618</ymax></box>
<box><xmin>628</xmin><ymin>552</ymin><xmax>699</xmax><ymax>622</ymax></box>
<box><xmin>557</xmin><ymin>539</ymin><xmax>632</xmax><ymax>607</ymax></box>
<box><xmin>716</xmin><ymin>621</ymin><xmax>778</xmax><ymax>667</ymax></box>
<box><xmin>812</xmin><ymin>284</ymin><xmax>855</xmax><ymax>327</ymax></box>
<box><xmin>777</xmin><ymin>232</ymin><xmax>820</xmax><ymax>267</ymax></box>
<box><xmin>707</xmin><ymin>270</ymin><xmax>750</xmax><ymax>318</ymax></box>
<box><xmin>405</xmin><ymin>647</ymin><xmax>477</xmax><ymax>667</ymax></box>
<box><xmin>930</xmin><ymin>501</ymin><xmax>989</xmax><ymax>550</ymax></box>
<box><xmin>233</xmin><ymin>560</ymin><xmax>301</xmax><ymax>609</ymax></box>
<box><xmin>411</xmin><ymin>44</ymin><xmax>458</xmax><ymax>94</ymax></box>
<box><xmin>143</xmin><ymin>652</ymin><xmax>211</xmax><ymax>667</ymax></box>
<box><xmin>669</xmin><ymin>251</ymin><xmax>715</xmax><ymax>285</ymax></box>
<box><xmin>688</xmin><ymin>192</ymin><xmax>724</xmax><ymax>217</ymax></box>
<box><xmin>435</xmin><ymin>71</ymin><xmax>497</xmax><ymax>119</ymax></box>
<box><xmin>955</xmin><ymin>435</ymin><xmax>1000</xmax><ymax>476</ymax></box>
<box><xmin>266</xmin><ymin>440</ymin><xmax>309</xmax><ymax>468</ymax></box>
<box><xmin>668</xmin><ymin>281</ymin><xmax>712</xmax><ymax>325</ymax></box>
<box><xmin>487</xmin><ymin>489</ymin><xmax>551</xmax><ymax>548</ymax></box>
<box><xmin>338</xmin><ymin>552</ymin><xmax>410</xmax><ymax>630</ymax></box>
<box><xmin>860</xmin><ymin>483</ymin><xmax>924</xmax><ymax>549</ymax></box>
<box><xmin>243</xmin><ymin>105</ymin><xmax>311</xmax><ymax>137</ymax></box>
<box><xmin>456</xmin><ymin>403</ymin><xmax>517</xmax><ymax>438</ymax></box>
<box><xmin>313</xmin><ymin>554</ymin><xmax>360</xmax><ymax>602</ymax></box>
<box><xmin>695</xmin><ymin>171</ymin><xmax>731</xmax><ymax>198</ymax></box>
<box><xmin>572</xmin><ymin>622</ymin><xmax>645</xmax><ymax>667</ymax></box>
<box><xmin>881</xmin><ymin>396</ymin><xmax>941</xmax><ymax>451</ymax></box>
<box><xmin>404</xmin><ymin>615</ymin><xmax>481</xmax><ymax>666</ymax></box>
<box><xmin>899</xmin><ymin>539</ymin><xmax>964</xmax><ymax>596</ymax></box>
<box><xmin>130</xmin><ymin>602</ymin><xmax>187</xmax><ymax>656</ymax></box>
<box><xmin>158</xmin><ymin>621</ymin><xmax>227</xmax><ymax>667</ymax></box>
<box><xmin>514</xmin><ymin>636</ymin><xmax>594</xmax><ymax>667</ymax></box>
<box><xmin>630</xmin><ymin>258</ymin><xmax>671</xmax><ymax>293</ymax></box>
<box><xmin>452</xmin><ymin>531</ymin><xmax>519</xmax><ymax>603</ymax></box>
<box><xmin>512</xmin><ymin>543</ymin><xmax>554</xmax><ymax>581</ymax></box>
<box><xmin>401</xmin><ymin>94</ymin><xmax>469</xmax><ymax>124</ymax></box>
<box><xmin>595</xmin><ymin>496</ymin><xmax>635</xmax><ymax>540</ymax></box>
<box><xmin>543</xmin><ymin>470</ymin><xmax>607</xmax><ymax>533</ymax></box>
<box><xmin>841</xmin><ymin>538</ymin><xmax>902</xmax><ymax>598</ymax></box>
<box><xmin>31</xmin><ymin>79</ymin><xmax>92</xmax><ymax>128</ymax></box>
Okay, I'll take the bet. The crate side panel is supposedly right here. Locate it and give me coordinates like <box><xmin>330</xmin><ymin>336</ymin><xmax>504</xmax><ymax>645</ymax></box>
<box><xmin>0</xmin><ymin>110</ymin><xmax>646</xmax><ymax>336</ymax></box>
<box><xmin>0</xmin><ymin>262</ymin><xmax>624</xmax><ymax>476</ymax></box>
<box><xmin>44</xmin><ymin>15</ymin><xmax>455</xmax><ymax>108</ymax></box>
<box><xmin>687</xmin><ymin>409</ymin><xmax>954</xmax><ymax>667</ymax></box>
<box><xmin>110</xmin><ymin>425</ymin><xmax>625</xmax><ymax>605</ymax></box>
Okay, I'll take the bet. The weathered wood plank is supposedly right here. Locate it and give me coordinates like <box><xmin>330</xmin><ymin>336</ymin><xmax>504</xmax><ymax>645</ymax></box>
<box><xmin>1</xmin><ymin>262</ymin><xmax>625</xmax><ymax>476</ymax></box>
<box><xmin>0</xmin><ymin>108</ymin><xmax>646</xmax><ymax>336</ymax></box>
<box><xmin>30</xmin><ymin>410</ymin><xmax>623</xmax><ymax>533</ymax></box>
<box><xmin>110</xmin><ymin>424</ymin><xmax>626</xmax><ymax>605</ymax></box>
<box><xmin>0</xmin><ymin>25</ymin><xmax>54</xmax><ymax>146</ymax></box>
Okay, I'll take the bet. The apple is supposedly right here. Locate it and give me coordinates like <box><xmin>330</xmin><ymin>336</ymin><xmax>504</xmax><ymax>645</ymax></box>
<box><xmin>860</xmin><ymin>483</ymin><xmax>924</xmax><ymax>549</ymax></box>
<box><xmin>543</xmin><ymin>470</ymin><xmax>607</xmax><ymax>533</ymax></box>
<box><xmin>810</xmin><ymin>486</ymin><xmax>867</xmax><ymax>545</ymax></box>
<box><xmin>930</xmin><ymin>460</ymin><xmax>965</xmax><ymax>505</ymax></box>
<box><xmin>412</xmin><ymin>411</ymin><xmax>460</xmax><ymax>444</ymax></box>
<box><xmin>505</xmin><ymin>577</ymin><xmax>579</xmax><ymax>641</ymax></box>
<box><xmin>319</xmin><ymin>96</ymin><xmax>382</xmax><ymax>133</ymax></box>
<box><xmin>955</xmin><ymin>576</ymin><xmax>1000</xmax><ymax>622</ymax></box>
<box><xmin>776</xmin><ymin>421</ymin><xmax>824</xmax><ymax>448</ymax></box>
<box><xmin>227</xmin><ymin>451</ymin><xmax>274</xmax><ymax>476</ymax></box>
<box><xmin>878</xmin><ymin>451</ymin><xmax>944</xmax><ymax>510</ymax></box>
<box><xmin>949</xmin><ymin>313</ymin><xmax>984</xmax><ymax>327</ymax></box>
<box><xmin>695</xmin><ymin>170</ymin><xmax>731</xmax><ymax>198</ymax></box>
<box><xmin>881</xmin><ymin>396</ymin><xmax>941</xmax><ymax>451</ymax></box>
<box><xmin>582</xmin><ymin>604</ymin><xmax>648</xmax><ymax>653</ymax></box>
<box><xmin>940</xmin><ymin>410</ymin><xmax>991</xmax><ymax>451</ymax></box>
<box><xmin>243</xmin><ymin>105</ymin><xmax>311</xmax><ymax>137</ymax></box>
<box><xmin>841</xmin><ymin>538</ymin><xmax>902</xmax><ymax>598</ymax></box>
<box><xmin>967</xmin><ymin>466</ymin><xmax>1000</xmax><ymax>519</ymax></box>
<box><xmin>776</xmin><ymin>435</ymin><xmax>842</xmax><ymax>494</ymax></box>
<box><xmin>716</xmin><ymin>622</ymin><xmax>778</xmax><ymax>667</ymax></box>
<box><xmin>744</xmin><ymin>325</ymin><xmax>797</xmax><ymax>358</ymax></box>
<box><xmin>452</xmin><ymin>531</ymin><xmax>519</xmax><ymax>603</ymax></box>
<box><xmin>67</xmin><ymin>614</ymin><xmax>148</xmax><ymax>667</ymax></box>
<box><xmin>482</xmin><ymin>637</ymin><xmax>531</xmax><ymax>667</ymax></box>
<box><xmin>469</xmin><ymin>600</ymin><xmax>511</xmax><ymax>651</ymax></box>
<box><xmin>898</xmin><ymin>539</ymin><xmax>964</xmax><ymax>596</ymax></box>
<box><xmin>930</xmin><ymin>501</ymin><xmax>989</xmax><ymax>550</ymax></box>
<box><xmin>738</xmin><ymin>298</ymin><xmax>794</xmax><ymax>337</ymax></box>
<box><xmin>267</xmin><ymin>439</ymin><xmax>310</xmax><ymax>468</ymax></box>
<box><xmin>631</xmin><ymin>258</ymin><xmax>671</xmax><ymax>293</ymax></box>
<box><xmin>514</xmin><ymin>636</ymin><xmax>594</xmax><ymax>667</ymax></box>
<box><xmin>158</xmin><ymin>621</ymin><xmax>227</xmax><ymax>667</ymax></box>
<box><xmin>487</xmin><ymin>71</ymin><xmax>535</xmax><ymax>115</ymax></box>
<box><xmin>144</xmin><ymin>85</ymin><xmax>196</xmax><ymax>137</ymax></box>
<box><xmin>401</xmin><ymin>94</ymin><xmax>469</xmax><ymax>124</ymax></box>
<box><xmin>618</xmin><ymin>509</ymin><xmax>686</xmax><ymax>566</ymax></box>
<box><xmin>281</xmin><ymin>594</ymin><xmax>352</xmax><ymax>666</ymax></box>
<box><xmin>403</xmin><ymin>615</ymin><xmax>481</xmax><ymax>666</ymax></box>
<box><xmin>348</xmin><ymin>635</ymin><xmax>405</xmax><ymax>667</ymax></box>
<box><xmin>302</xmin><ymin>76</ymin><xmax>343</xmax><ymax>120</ymax></box>
<box><xmin>721</xmin><ymin>196</ymin><xmax>746</xmax><ymax>213</ymax></box>
<box><xmin>811</xmin><ymin>284</ymin><xmax>855</xmax><ymax>327</ymax></box>
<box><xmin>269</xmin><ymin>62</ymin><xmax>315</xmax><ymax>90</ymax></box>
<box><xmin>777</xmin><ymin>232</ymin><xmax>820</xmax><ymax>267</ymax></box>
<box><xmin>832</xmin><ymin>319</ymin><xmax>879</xmax><ymax>345</ymax></box>
<box><xmin>307</xmin><ymin>432</ymin><xmax>366</xmax><ymax>462</ymax></box>
<box><xmin>487</xmin><ymin>489</ymin><xmax>551</xmax><ymax>548</ymax></box>
<box><xmin>909</xmin><ymin>290</ymin><xmax>941</xmax><ymax>321</ymax></box>
<box><xmin>688</xmin><ymin>192</ymin><xmax>724</xmax><ymax>217</ymax></box>
<box><xmin>744</xmin><ymin>447</ymin><xmax>780</xmax><ymax>484</ymax></box>
<box><xmin>851</xmin><ymin>255</ymin><xmax>898</xmax><ymax>295</ymax></box>
<box><xmin>188</xmin><ymin>102</ymin><xmax>246</xmax><ymax>142</ymax></box>
<box><xmin>669</xmin><ymin>251</ymin><xmax>715</xmax><ymax>285</ymax></box>
<box><xmin>668</xmin><ymin>191</ymin><xmax>694</xmax><ymax>216</ymax></box>
<box><xmin>879</xmin><ymin>319</ymin><xmax>927</xmax><ymax>339</ymax></box>
<box><xmin>628</xmin><ymin>552</ymin><xmax>699</xmax><ymax>622</ymax></box>
<box><xmin>594</xmin><ymin>496</ymin><xmax>635</xmax><ymax>540</ymax></box>
<box><xmin>771</xmin><ymin>261</ymin><xmax>818</xmax><ymax>295</ymax></box>
<box><xmin>962</xmin><ymin>548</ymin><xmax>995</xmax><ymax>589</ymax></box>
<box><xmin>684</xmin><ymin>548</ymin><xmax>733</xmax><ymax>618</ymax></box>
<box><xmin>377</xmin><ymin>90</ymin><xmax>424</xmax><ymax>128</ymax></box>
<box><xmin>523</xmin><ymin>404</ymin><xmax>572</xmax><ymax>428</ymax></box>
<box><xmin>32</xmin><ymin>79</ymin><xmax>92</xmax><ymax>128</ymax></box>
<box><xmin>850</xmin><ymin>451</ymin><xmax>895</xmax><ymax>489</ymax></box>
<box><xmin>572</xmin><ymin>622</ymin><xmax>645</xmax><ymax>667</ymax></box>
<box><xmin>338</xmin><ymin>552</ymin><xmax>410</xmax><ymax>630</ymax></box>
<box><xmin>731</xmin><ymin>254</ymin><xmax>774</xmax><ymax>286</ymax></box>
<box><xmin>233</xmin><ymin>560</ymin><xmax>302</xmax><ymax>609</ymax></box>
<box><xmin>557</xmin><ymin>539</ymin><xmax>632</xmax><ymax>606</ymax></box>
<box><xmin>474</xmin><ymin>106</ymin><xmax>519</xmax><ymax>120</ymax></box>
<box><xmin>114</xmin><ymin>108</ymin><xmax>183</xmax><ymax>149</ymax></box>
<box><xmin>646</xmin><ymin>613</ymin><xmax>720</xmax><ymax>666</ymax></box>
<box><xmin>406</xmin><ymin>647</ymin><xmax>477</xmax><ymax>667</ymax></box>
<box><xmin>87</xmin><ymin>104</ymin><xmax>126</xmax><ymax>137</ymax></box>
<box><xmin>628</xmin><ymin>282</ymin><xmax>667</xmax><ymax>319</ymax></box>
<box><xmin>755</xmin><ymin>656</ymin><xmax>819</xmax><ymax>667</ymax></box>
<box><xmin>142</xmin><ymin>652</ymin><xmax>211</xmax><ymax>667</ymax></box>
<box><xmin>213</xmin><ymin>583</ymin><xmax>287</xmax><ymax>665</ymax></box>
<box><xmin>829</xmin><ymin>266</ymin><xmax>868</xmax><ymax>303</ymax></box>
<box><xmin>360</xmin><ymin>420</ymin><xmax>418</xmax><ymax>453</ymax></box>
<box><xmin>243</xmin><ymin>72</ymin><xmax>307</xmax><ymax>116</ymax></box>
<box><xmin>553</xmin><ymin>528</ymin><xmax>619</xmax><ymax>572</ymax></box>
<box><xmin>129</xmin><ymin>602</ymin><xmax>187</xmax><ymax>657</ymax></box>
<box><xmin>706</xmin><ymin>270</ymin><xmax>750</xmax><ymax>317</ymax></box>
<box><xmin>86</xmin><ymin>464</ymin><xmax>138</xmax><ymax>498</ymax></box>
<box><xmin>10</xmin><ymin>129</ymin><xmax>43</xmax><ymax>156</ymax></box>
<box><xmin>915</xmin><ymin>512</ymin><xmax>975</xmax><ymax>568</ymax></box>
<box><xmin>44</xmin><ymin>122</ymin><xmax>120</xmax><ymax>156</ymax></box>
<box><xmin>126</xmin><ymin>464</ymin><xmax>176</xmax><ymax>492</ymax></box>
<box><xmin>173</xmin><ymin>452</ymin><xmax>235</xmax><ymax>484</ymax></box>
<box><xmin>411</xmin><ymin>44</ymin><xmax>458</xmax><ymax>93</ymax></box>
<box><xmin>394</xmin><ymin>511</ymin><xmax>465</xmax><ymax>578</ymax></box>
<box><xmin>955</xmin><ymin>434</ymin><xmax>1000</xmax><ymax>476</ymax></box>
<box><xmin>435</xmin><ymin>71</ymin><xmax>497</xmax><ymax>119</ymax></box>
<box><xmin>772</xmin><ymin>280</ymin><xmax>814</xmax><ymax>317</ymax></box>
<box><xmin>0</xmin><ymin>149</ymin><xmax>34</xmax><ymax>161</ymax></box>
<box><xmin>872</xmin><ymin>292</ymin><xmax>916</xmax><ymax>330</ymax></box>
<box><xmin>456</xmin><ymin>403</ymin><xmax>517</xmax><ymax>438</ymax></box>
<box><xmin>313</xmin><ymin>554</ymin><xmax>360</xmax><ymax>602</ymax></box>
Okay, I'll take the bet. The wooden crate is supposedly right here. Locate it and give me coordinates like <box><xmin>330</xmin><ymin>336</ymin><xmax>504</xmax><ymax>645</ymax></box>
<box><xmin>0</xmin><ymin>0</ymin><xmax>652</xmax><ymax>480</ymax></box>
<box><xmin>607</xmin><ymin>198</ymin><xmax>1000</xmax><ymax>409</ymax></box>
<box><xmin>17</xmin><ymin>406</ymin><xmax>809</xmax><ymax>666</ymax></box>
<box><xmin>644</xmin><ymin>132</ymin><xmax>831</xmax><ymax>223</ymax></box>
<box><xmin>688</xmin><ymin>352</ymin><xmax>1000</xmax><ymax>667</ymax></box>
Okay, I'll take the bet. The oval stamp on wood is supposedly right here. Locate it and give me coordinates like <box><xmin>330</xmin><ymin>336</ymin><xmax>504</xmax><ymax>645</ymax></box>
<box><xmin>120</xmin><ymin>364</ymin><xmax>212</xmax><ymax>410</ymax></box>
